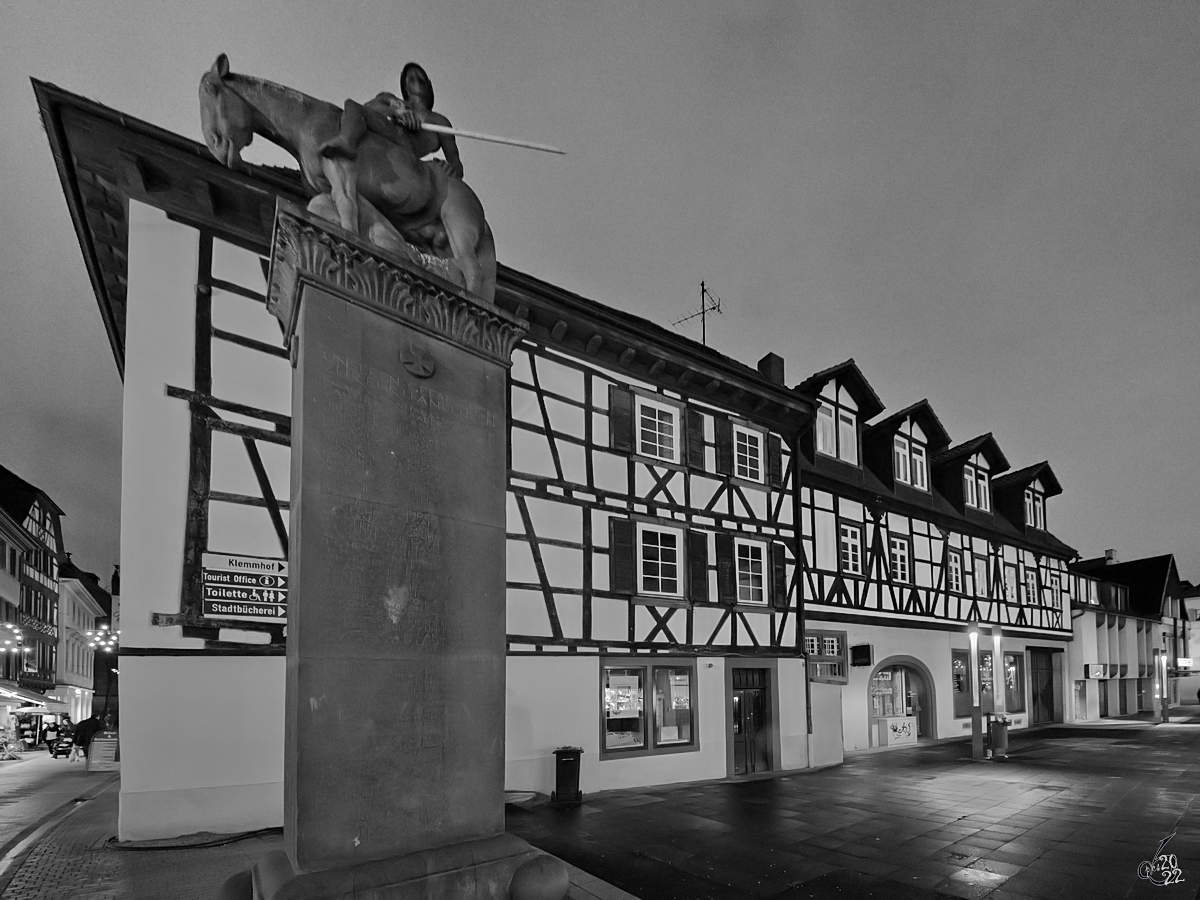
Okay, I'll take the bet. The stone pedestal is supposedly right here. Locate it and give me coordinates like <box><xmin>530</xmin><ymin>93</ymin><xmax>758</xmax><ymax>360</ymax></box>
<box><xmin>221</xmin><ymin>204</ymin><xmax>553</xmax><ymax>900</ymax></box>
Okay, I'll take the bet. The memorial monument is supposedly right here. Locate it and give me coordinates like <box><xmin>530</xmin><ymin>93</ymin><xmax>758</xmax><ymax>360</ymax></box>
<box><xmin>204</xmin><ymin>56</ymin><xmax>568</xmax><ymax>900</ymax></box>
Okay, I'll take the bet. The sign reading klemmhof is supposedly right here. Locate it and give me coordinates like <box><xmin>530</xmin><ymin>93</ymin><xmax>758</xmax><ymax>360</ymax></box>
<box><xmin>201</xmin><ymin>553</ymin><xmax>288</xmax><ymax>623</ymax></box>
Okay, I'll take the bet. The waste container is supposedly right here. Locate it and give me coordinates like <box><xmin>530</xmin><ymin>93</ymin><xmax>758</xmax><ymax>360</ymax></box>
<box><xmin>551</xmin><ymin>746</ymin><xmax>583</xmax><ymax>804</ymax></box>
<box><xmin>987</xmin><ymin>713</ymin><xmax>1010</xmax><ymax>759</ymax></box>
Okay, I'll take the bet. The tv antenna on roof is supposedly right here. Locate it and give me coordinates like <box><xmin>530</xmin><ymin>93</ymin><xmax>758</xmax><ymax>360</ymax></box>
<box><xmin>671</xmin><ymin>281</ymin><xmax>724</xmax><ymax>346</ymax></box>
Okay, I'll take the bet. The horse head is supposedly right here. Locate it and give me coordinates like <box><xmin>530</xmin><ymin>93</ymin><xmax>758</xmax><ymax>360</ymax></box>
<box><xmin>199</xmin><ymin>54</ymin><xmax>254</xmax><ymax>168</ymax></box>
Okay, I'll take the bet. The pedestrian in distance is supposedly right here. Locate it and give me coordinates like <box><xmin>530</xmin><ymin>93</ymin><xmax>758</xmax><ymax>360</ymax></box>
<box><xmin>71</xmin><ymin>714</ymin><xmax>102</xmax><ymax>759</ymax></box>
<box><xmin>41</xmin><ymin>719</ymin><xmax>59</xmax><ymax>755</ymax></box>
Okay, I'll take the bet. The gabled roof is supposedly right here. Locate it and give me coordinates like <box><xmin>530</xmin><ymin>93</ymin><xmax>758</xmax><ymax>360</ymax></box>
<box><xmin>863</xmin><ymin>399</ymin><xmax>952</xmax><ymax>451</ymax></box>
<box><xmin>0</xmin><ymin>464</ymin><xmax>64</xmax><ymax>525</ymax></box>
<box><xmin>931</xmin><ymin>433</ymin><xmax>1010</xmax><ymax>475</ymax></box>
<box><xmin>57</xmin><ymin>560</ymin><xmax>113</xmax><ymax>617</ymax></box>
<box><xmin>1071</xmin><ymin>554</ymin><xmax>1182</xmax><ymax>619</ymax></box>
<box><xmin>992</xmin><ymin>461</ymin><xmax>1062</xmax><ymax>498</ymax></box>
<box><xmin>792</xmin><ymin>359</ymin><xmax>886</xmax><ymax>421</ymax></box>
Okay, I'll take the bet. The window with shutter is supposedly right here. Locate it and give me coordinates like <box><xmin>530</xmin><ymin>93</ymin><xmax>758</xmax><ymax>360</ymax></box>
<box><xmin>687</xmin><ymin>530</ymin><xmax>709</xmax><ymax>603</ymax></box>
<box><xmin>609</xmin><ymin>519</ymin><xmax>635</xmax><ymax>594</ymax></box>
<box><xmin>714</xmin><ymin>532</ymin><xmax>736</xmax><ymax>606</ymax></box>
<box><xmin>713</xmin><ymin>416</ymin><xmax>733</xmax><ymax>476</ymax></box>
<box><xmin>608</xmin><ymin>385</ymin><xmax>634</xmax><ymax>453</ymax></box>
<box><xmin>685</xmin><ymin>409</ymin><xmax>705</xmax><ymax>470</ymax></box>
<box><xmin>767</xmin><ymin>434</ymin><xmax>783</xmax><ymax>488</ymax></box>
<box><xmin>770</xmin><ymin>541</ymin><xmax>788</xmax><ymax>610</ymax></box>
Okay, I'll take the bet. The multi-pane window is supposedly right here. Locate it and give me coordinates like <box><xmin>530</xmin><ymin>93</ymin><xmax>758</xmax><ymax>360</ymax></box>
<box><xmin>805</xmin><ymin>630</ymin><xmax>848</xmax><ymax>683</ymax></box>
<box><xmin>947</xmin><ymin>551</ymin><xmax>963</xmax><ymax>594</ymax></box>
<box><xmin>735</xmin><ymin>540</ymin><xmax>766</xmax><ymax>605</ymax></box>
<box><xmin>1025</xmin><ymin>568</ymin><xmax>1039</xmax><ymax>605</ymax></box>
<box><xmin>1024</xmin><ymin>488</ymin><xmax>1045</xmax><ymax>529</ymax></box>
<box><xmin>733</xmin><ymin>426</ymin><xmax>763</xmax><ymax>483</ymax></box>
<box><xmin>888</xmin><ymin>536</ymin><xmax>910</xmax><ymax>583</ymax></box>
<box><xmin>816</xmin><ymin>403</ymin><xmax>858</xmax><ymax>465</ymax></box>
<box><xmin>637</xmin><ymin>525</ymin><xmax>682</xmax><ymax>597</ymax></box>
<box><xmin>910</xmin><ymin>444</ymin><xmax>927</xmax><ymax>490</ymax></box>
<box><xmin>1048</xmin><ymin>573</ymin><xmax>1061</xmax><ymax>605</ymax></box>
<box><xmin>635</xmin><ymin>396</ymin><xmax>678</xmax><ymax>463</ymax></box>
<box><xmin>839</xmin><ymin>523</ymin><xmax>863</xmax><ymax>575</ymax></box>
<box><xmin>1004</xmin><ymin>566</ymin><xmax>1018</xmax><ymax>604</ymax></box>
<box><xmin>963</xmin><ymin>463</ymin><xmax>990</xmax><ymax>511</ymax></box>
<box><xmin>973</xmin><ymin>556</ymin><xmax>990</xmax><ymax>598</ymax></box>
<box><xmin>603</xmin><ymin>661</ymin><xmax>697</xmax><ymax>755</ymax></box>
<box><xmin>893</xmin><ymin>436</ymin><xmax>910</xmax><ymax>485</ymax></box>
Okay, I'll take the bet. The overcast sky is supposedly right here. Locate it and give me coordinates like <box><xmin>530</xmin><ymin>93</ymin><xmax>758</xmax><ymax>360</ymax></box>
<box><xmin>2</xmin><ymin>1</ymin><xmax>1197</xmax><ymax>585</ymax></box>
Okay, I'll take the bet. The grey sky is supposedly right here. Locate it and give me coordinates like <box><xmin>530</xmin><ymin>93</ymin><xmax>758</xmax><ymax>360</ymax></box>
<box><xmin>2</xmin><ymin>2</ymin><xmax>1197</xmax><ymax>582</ymax></box>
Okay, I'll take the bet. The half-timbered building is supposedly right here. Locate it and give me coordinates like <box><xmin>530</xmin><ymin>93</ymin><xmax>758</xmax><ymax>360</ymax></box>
<box><xmin>36</xmin><ymin>81</ymin><xmax>825</xmax><ymax>838</ymax></box>
<box><xmin>791</xmin><ymin>361</ymin><xmax>1077</xmax><ymax>752</ymax></box>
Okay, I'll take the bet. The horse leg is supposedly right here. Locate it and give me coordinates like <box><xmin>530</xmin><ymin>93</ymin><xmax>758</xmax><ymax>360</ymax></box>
<box><xmin>320</xmin><ymin>157</ymin><xmax>360</xmax><ymax>235</ymax></box>
<box><xmin>439</xmin><ymin>179</ymin><xmax>494</xmax><ymax>301</ymax></box>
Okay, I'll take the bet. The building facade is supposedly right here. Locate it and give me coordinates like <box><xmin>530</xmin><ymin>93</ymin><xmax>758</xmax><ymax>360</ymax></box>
<box><xmin>1068</xmin><ymin>552</ymin><xmax>1186</xmax><ymax>720</ymax></box>
<box><xmin>53</xmin><ymin>561</ymin><xmax>111</xmax><ymax>723</ymax></box>
<box><xmin>0</xmin><ymin>464</ymin><xmax>66</xmax><ymax>700</ymax></box>
<box><xmin>791</xmin><ymin>362</ymin><xmax>1076</xmax><ymax>752</ymax></box>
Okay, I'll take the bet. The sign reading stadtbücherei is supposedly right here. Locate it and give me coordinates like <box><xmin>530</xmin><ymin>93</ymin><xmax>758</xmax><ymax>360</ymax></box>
<box><xmin>201</xmin><ymin>553</ymin><xmax>288</xmax><ymax>623</ymax></box>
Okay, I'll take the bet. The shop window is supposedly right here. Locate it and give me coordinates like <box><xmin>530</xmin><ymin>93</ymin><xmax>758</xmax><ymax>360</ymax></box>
<box><xmin>1004</xmin><ymin>652</ymin><xmax>1025</xmax><ymax>712</ymax></box>
<box><xmin>602</xmin><ymin>661</ymin><xmax>697</xmax><ymax>757</ymax></box>
<box><xmin>952</xmin><ymin>649</ymin><xmax>997</xmax><ymax>717</ymax></box>
<box><xmin>805</xmin><ymin>630</ymin><xmax>847</xmax><ymax>684</ymax></box>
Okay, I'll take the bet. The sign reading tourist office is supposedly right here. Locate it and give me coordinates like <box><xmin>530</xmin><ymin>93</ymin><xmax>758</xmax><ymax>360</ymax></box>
<box><xmin>201</xmin><ymin>553</ymin><xmax>288</xmax><ymax>622</ymax></box>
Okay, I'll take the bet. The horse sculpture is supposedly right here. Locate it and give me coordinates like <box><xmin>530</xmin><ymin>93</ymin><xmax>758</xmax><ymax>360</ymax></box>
<box><xmin>199</xmin><ymin>53</ymin><xmax>496</xmax><ymax>302</ymax></box>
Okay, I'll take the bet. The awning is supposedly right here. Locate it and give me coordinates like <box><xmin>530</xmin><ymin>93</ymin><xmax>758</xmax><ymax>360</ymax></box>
<box><xmin>0</xmin><ymin>682</ymin><xmax>49</xmax><ymax>705</ymax></box>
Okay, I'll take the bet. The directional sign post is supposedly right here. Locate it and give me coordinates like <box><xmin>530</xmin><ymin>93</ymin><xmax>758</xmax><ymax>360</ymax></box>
<box><xmin>201</xmin><ymin>553</ymin><xmax>289</xmax><ymax>623</ymax></box>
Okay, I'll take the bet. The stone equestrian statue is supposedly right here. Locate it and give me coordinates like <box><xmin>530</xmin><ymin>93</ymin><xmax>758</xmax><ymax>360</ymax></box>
<box><xmin>199</xmin><ymin>54</ymin><xmax>496</xmax><ymax>302</ymax></box>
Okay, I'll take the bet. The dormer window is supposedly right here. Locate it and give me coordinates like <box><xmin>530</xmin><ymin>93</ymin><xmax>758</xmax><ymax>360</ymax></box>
<box><xmin>892</xmin><ymin>420</ymin><xmax>929</xmax><ymax>491</ymax></box>
<box><xmin>1023</xmin><ymin>480</ymin><xmax>1046</xmax><ymax>530</ymax></box>
<box><xmin>815</xmin><ymin>381</ymin><xmax>859</xmax><ymax>465</ymax></box>
<box><xmin>963</xmin><ymin>454</ymin><xmax>990</xmax><ymax>512</ymax></box>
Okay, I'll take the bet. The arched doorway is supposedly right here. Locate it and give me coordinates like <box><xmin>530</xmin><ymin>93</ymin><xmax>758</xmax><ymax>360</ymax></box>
<box><xmin>867</xmin><ymin>656</ymin><xmax>937</xmax><ymax>748</ymax></box>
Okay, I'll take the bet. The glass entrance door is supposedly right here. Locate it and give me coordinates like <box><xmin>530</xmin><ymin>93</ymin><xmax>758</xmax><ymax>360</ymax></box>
<box><xmin>731</xmin><ymin>668</ymin><xmax>770</xmax><ymax>775</ymax></box>
<box><xmin>1030</xmin><ymin>649</ymin><xmax>1056</xmax><ymax>724</ymax></box>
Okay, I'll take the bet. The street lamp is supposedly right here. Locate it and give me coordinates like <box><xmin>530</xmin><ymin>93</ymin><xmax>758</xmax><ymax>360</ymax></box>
<box><xmin>85</xmin><ymin>624</ymin><xmax>120</xmax><ymax>720</ymax></box>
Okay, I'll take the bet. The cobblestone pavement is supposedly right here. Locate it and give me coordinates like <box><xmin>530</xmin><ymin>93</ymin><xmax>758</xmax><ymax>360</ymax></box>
<box><xmin>0</xmin><ymin>774</ymin><xmax>635</xmax><ymax>899</ymax></box>
<box><xmin>507</xmin><ymin>722</ymin><xmax>1200</xmax><ymax>900</ymax></box>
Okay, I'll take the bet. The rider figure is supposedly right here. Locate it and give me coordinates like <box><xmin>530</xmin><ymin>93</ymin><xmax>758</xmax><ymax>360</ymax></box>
<box><xmin>320</xmin><ymin>62</ymin><xmax>464</xmax><ymax>180</ymax></box>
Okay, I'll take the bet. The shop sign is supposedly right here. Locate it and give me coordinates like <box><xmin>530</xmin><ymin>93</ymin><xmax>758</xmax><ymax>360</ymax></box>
<box><xmin>201</xmin><ymin>553</ymin><xmax>288</xmax><ymax>623</ymax></box>
<box><xmin>86</xmin><ymin>734</ymin><xmax>119</xmax><ymax>773</ymax></box>
<box><xmin>1176</xmin><ymin>658</ymin><xmax>1193</xmax><ymax>670</ymax></box>
<box><xmin>1084</xmin><ymin>664</ymin><xmax>1107</xmax><ymax>679</ymax></box>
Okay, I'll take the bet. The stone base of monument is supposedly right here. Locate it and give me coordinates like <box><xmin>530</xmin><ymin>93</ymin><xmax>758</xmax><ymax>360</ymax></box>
<box><xmin>214</xmin><ymin>833</ymin><xmax>567</xmax><ymax>900</ymax></box>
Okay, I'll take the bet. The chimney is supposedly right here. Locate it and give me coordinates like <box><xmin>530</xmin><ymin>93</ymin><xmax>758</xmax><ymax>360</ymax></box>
<box><xmin>1104</xmin><ymin>549</ymin><xmax>1117</xmax><ymax>564</ymax></box>
<box><xmin>757</xmin><ymin>352</ymin><xmax>785</xmax><ymax>385</ymax></box>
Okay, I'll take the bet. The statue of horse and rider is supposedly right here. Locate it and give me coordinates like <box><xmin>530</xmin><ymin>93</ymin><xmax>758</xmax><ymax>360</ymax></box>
<box><xmin>199</xmin><ymin>53</ymin><xmax>496</xmax><ymax>302</ymax></box>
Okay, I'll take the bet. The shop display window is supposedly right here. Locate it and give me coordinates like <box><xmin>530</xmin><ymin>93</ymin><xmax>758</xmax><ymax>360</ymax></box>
<box><xmin>652</xmin><ymin>667</ymin><xmax>693</xmax><ymax>746</ymax></box>
<box><xmin>953</xmin><ymin>648</ymin><xmax>1025</xmax><ymax>717</ymax></box>
<box><xmin>602</xmin><ymin>660</ymin><xmax>698</xmax><ymax>757</ymax></box>
<box><xmin>1004</xmin><ymin>652</ymin><xmax>1025</xmax><ymax>712</ymax></box>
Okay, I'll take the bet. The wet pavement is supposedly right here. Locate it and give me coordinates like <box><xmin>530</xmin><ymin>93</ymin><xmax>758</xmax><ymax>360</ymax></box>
<box><xmin>506</xmin><ymin>722</ymin><xmax>1200</xmax><ymax>899</ymax></box>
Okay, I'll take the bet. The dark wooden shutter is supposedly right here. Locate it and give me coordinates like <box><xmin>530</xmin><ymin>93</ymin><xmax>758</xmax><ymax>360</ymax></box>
<box><xmin>770</xmin><ymin>542</ymin><xmax>789</xmax><ymax>610</ymax></box>
<box><xmin>687</xmin><ymin>530</ymin><xmax>709</xmax><ymax>603</ymax></box>
<box><xmin>610</xmin><ymin>519</ymin><xmax>635</xmax><ymax>594</ymax></box>
<box><xmin>714</xmin><ymin>417</ymin><xmax>733</xmax><ymax>476</ymax></box>
<box><xmin>685</xmin><ymin>408</ymin><xmax>706</xmax><ymax>471</ymax></box>
<box><xmin>715</xmin><ymin>532</ymin><xmax>736</xmax><ymax>606</ymax></box>
<box><xmin>609</xmin><ymin>385</ymin><xmax>634</xmax><ymax>453</ymax></box>
<box><xmin>767</xmin><ymin>434</ymin><xmax>783</xmax><ymax>488</ymax></box>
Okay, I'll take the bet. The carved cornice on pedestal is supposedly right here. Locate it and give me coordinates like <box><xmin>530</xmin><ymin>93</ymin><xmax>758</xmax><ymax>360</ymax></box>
<box><xmin>267</xmin><ymin>202</ymin><xmax>527</xmax><ymax>366</ymax></box>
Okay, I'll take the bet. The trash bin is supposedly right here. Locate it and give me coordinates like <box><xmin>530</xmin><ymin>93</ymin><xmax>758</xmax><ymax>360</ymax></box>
<box><xmin>551</xmin><ymin>746</ymin><xmax>583</xmax><ymax>804</ymax></box>
<box><xmin>988</xmin><ymin>714</ymin><xmax>1010</xmax><ymax>759</ymax></box>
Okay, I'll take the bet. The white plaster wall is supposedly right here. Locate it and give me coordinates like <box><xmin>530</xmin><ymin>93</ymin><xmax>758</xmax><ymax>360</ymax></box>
<box><xmin>119</xmin><ymin>203</ymin><xmax>285</xmax><ymax>839</ymax></box>
<box><xmin>118</xmin><ymin>656</ymin><xmax>284</xmax><ymax>840</ymax></box>
<box><xmin>776</xmin><ymin>657</ymin><xmax>809</xmax><ymax>769</ymax></box>
<box><xmin>121</xmin><ymin>202</ymin><xmax>202</xmax><ymax>651</ymax></box>
<box><xmin>505</xmin><ymin>656</ymin><xmax>728</xmax><ymax>795</ymax></box>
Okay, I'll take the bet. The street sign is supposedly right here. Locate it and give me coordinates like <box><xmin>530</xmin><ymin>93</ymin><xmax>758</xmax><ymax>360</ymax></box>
<box><xmin>201</xmin><ymin>553</ymin><xmax>288</xmax><ymax>623</ymax></box>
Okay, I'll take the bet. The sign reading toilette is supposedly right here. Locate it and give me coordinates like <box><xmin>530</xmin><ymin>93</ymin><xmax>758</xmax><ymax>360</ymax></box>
<box><xmin>201</xmin><ymin>552</ymin><xmax>288</xmax><ymax>622</ymax></box>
